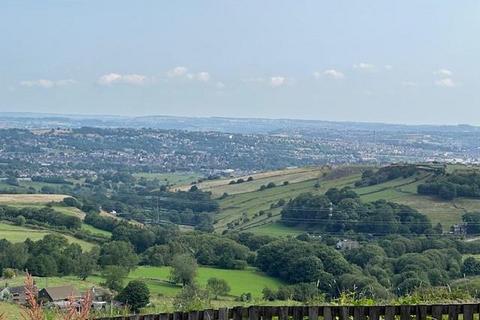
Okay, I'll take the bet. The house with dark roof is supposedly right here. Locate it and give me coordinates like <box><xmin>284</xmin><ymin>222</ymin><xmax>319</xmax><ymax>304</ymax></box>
<box><xmin>0</xmin><ymin>285</ymin><xmax>34</xmax><ymax>305</ymax></box>
<box><xmin>38</xmin><ymin>285</ymin><xmax>81</xmax><ymax>304</ymax></box>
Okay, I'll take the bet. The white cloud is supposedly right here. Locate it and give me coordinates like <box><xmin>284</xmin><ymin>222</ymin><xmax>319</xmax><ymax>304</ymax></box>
<box><xmin>196</xmin><ymin>72</ymin><xmax>210</xmax><ymax>82</ymax></box>
<box><xmin>242</xmin><ymin>76</ymin><xmax>291</xmax><ymax>87</ymax></box>
<box><xmin>384</xmin><ymin>65</ymin><xmax>393</xmax><ymax>70</ymax></box>
<box><xmin>176</xmin><ymin>70</ymin><xmax>211</xmax><ymax>82</ymax></box>
<box><xmin>216</xmin><ymin>81</ymin><xmax>226</xmax><ymax>89</ymax></box>
<box><xmin>270</xmin><ymin>76</ymin><xmax>287</xmax><ymax>87</ymax></box>
<box><xmin>317</xmin><ymin>69</ymin><xmax>345</xmax><ymax>80</ymax></box>
<box><xmin>20</xmin><ymin>79</ymin><xmax>76</xmax><ymax>88</ymax></box>
<box><xmin>434</xmin><ymin>69</ymin><xmax>452</xmax><ymax>77</ymax></box>
<box><xmin>97</xmin><ymin>73</ymin><xmax>148</xmax><ymax>86</ymax></box>
<box><xmin>167</xmin><ymin>66</ymin><xmax>188</xmax><ymax>78</ymax></box>
<box><xmin>435</xmin><ymin>78</ymin><xmax>457</xmax><ymax>88</ymax></box>
<box><xmin>353</xmin><ymin>62</ymin><xmax>375</xmax><ymax>70</ymax></box>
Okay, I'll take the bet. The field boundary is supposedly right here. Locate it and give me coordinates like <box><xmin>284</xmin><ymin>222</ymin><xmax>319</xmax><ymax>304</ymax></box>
<box><xmin>95</xmin><ymin>303</ymin><xmax>480</xmax><ymax>320</ymax></box>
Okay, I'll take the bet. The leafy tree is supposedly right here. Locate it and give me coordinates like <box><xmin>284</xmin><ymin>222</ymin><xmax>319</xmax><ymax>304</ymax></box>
<box><xmin>439</xmin><ymin>184</ymin><xmax>457</xmax><ymax>200</ymax></box>
<box><xmin>76</xmin><ymin>252</ymin><xmax>98</xmax><ymax>280</ymax></box>
<box><xmin>26</xmin><ymin>254</ymin><xmax>57</xmax><ymax>277</ymax></box>
<box><xmin>98</xmin><ymin>241</ymin><xmax>139</xmax><ymax>271</ymax></box>
<box><xmin>463</xmin><ymin>212</ymin><xmax>480</xmax><ymax>234</ymax></box>
<box><xmin>117</xmin><ymin>280</ymin><xmax>150</xmax><ymax>312</ymax></box>
<box><xmin>102</xmin><ymin>265</ymin><xmax>128</xmax><ymax>292</ymax></box>
<box><xmin>141</xmin><ymin>245</ymin><xmax>170</xmax><ymax>266</ymax></box>
<box><xmin>173</xmin><ymin>284</ymin><xmax>211</xmax><ymax>312</ymax></box>
<box><xmin>63</xmin><ymin>197</ymin><xmax>81</xmax><ymax>208</ymax></box>
<box><xmin>262</xmin><ymin>287</ymin><xmax>276</xmax><ymax>301</ymax></box>
<box><xmin>2</xmin><ymin>268</ymin><xmax>15</xmax><ymax>279</ymax></box>
<box><xmin>14</xmin><ymin>215</ymin><xmax>26</xmax><ymax>226</ymax></box>
<box><xmin>170</xmin><ymin>254</ymin><xmax>198</xmax><ymax>286</ymax></box>
<box><xmin>462</xmin><ymin>257</ymin><xmax>480</xmax><ymax>276</ymax></box>
<box><xmin>346</xmin><ymin>245</ymin><xmax>386</xmax><ymax>268</ymax></box>
<box><xmin>291</xmin><ymin>282</ymin><xmax>322</xmax><ymax>302</ymax></box>
<box><xmin>206</xmin><ymin>278</ymin><xmax>231</xmax><ymax>298</ymax></box>
<box><xmin>289</xmin><ymin>256</ymin><xmax>324</xmax><ymax>283</ymax></box>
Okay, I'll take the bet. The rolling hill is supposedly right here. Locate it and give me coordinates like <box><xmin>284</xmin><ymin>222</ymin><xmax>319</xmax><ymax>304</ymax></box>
<box><xmin>201</xmin><ymin>164</ymin><xmax>480</xmax><ymax>235</ymax></box>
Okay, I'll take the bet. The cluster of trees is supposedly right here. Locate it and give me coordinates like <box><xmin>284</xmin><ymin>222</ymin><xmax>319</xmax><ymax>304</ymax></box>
<box><xmin>355</xmin><ymin>165</ymin><xmax>420</xmax><ymax>187</ymax></box>
<box><xmin>262</xmin><ymin>283</ymin><xmax>324</xmax><ymax>302</ymax></box>
<box><xmin>76</xmin><ymin>172</ymin><xmax>219</xmax><ymax>228</ymax></box>
<box><xmin>0</xmin><ymin>235</ymin><xmax>97</xmax><ymax>278</ymax></box>
<box><xmin>141</xmin><ymin>233</ymin><xmax>251</xmax><ymax>269</ymax></box>
<box><xmin>85</xmin><ymin>213</ymin><xmax>253</xmax><ymax>271</ymax></box>
<box><xmin>0</xmin><ymin>206</ymin><xmax>81</xmax><ymax>230</ymax></box>
<box><xmin>462</xmin><ymin>212</ymin><xmax>480</xmax><ymax>235</ymax></box>
<box><xmin>256</xmin><ymin>235</ymin><xmax>479</xmax><ymax>299</ymax></box>
<box><xmin>281</xmin><ymin>188</ymin><xmax>433</xmax><ymax>235</ymax></box>
<box><xmin>418</xmin><ymin>172</ymin><xmax>480</xmax><ymax>200</ymax></box>
<box><xmin>228</xmin><ymin>177</ymin><xmax>254</xmax><ymax>185</ymax></box>
<box><xmin>31</xmin><ymin>176</ymin><xmax>73</xmax><ymax>185</ymax></box>
<box><xmin>259</xmin><ymin>182</ymin><xmax>276</xmax><ymax>191</ymax></box>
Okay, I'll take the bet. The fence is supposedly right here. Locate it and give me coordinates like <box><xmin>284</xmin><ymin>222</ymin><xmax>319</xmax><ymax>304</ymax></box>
<box><xmin>95</xmin><ymin>304</ymin><xmax>480</xmax><ymax>320</ymax></box>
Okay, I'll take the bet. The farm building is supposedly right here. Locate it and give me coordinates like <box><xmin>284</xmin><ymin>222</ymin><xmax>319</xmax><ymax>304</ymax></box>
<box><xmin>0</xmin><ymin>285</ymin><xmax>33</xmax><ymax>305</ymax></box>
<box><xmin>38</xmin><ymin>285</ymin><xmax>81</xmax><ymax>304</ymax></box>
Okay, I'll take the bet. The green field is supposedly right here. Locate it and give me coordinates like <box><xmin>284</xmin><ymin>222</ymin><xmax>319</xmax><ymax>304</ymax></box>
<box><xmin>355</xmin><ymin>173</ymin><xmax>478</xmax><ymax>228</ymax></box>
<box><xmin>124</xmin><ymin>266</ymin><xmax>283</xmax><ymax>297</ymax></box>
<box><xmin>215</xmin><ymin>164</ymin><xmax>480</xmax><ymax>234</ymax></box>
<box><xmin>134</xmin><ymin>172</ymin><xmax>203</xmax><ymax>186</ymax></box>
<box><xmin>0</xmin><ymin>265</ymin><xmax>285</xmax><ymax>316</ymax></box>
<box><xmin>81</xmin><ymin>223</ymin><xmax>112</xmax><ymax>237</ymax></box>
<box><xmin>189</xmin><ymin>167</ymin><xmax>333</xmax><ymax>196</ymax></box>
<box><xmin>0</xmin><ymin>195</ymin><xmax>111</xmax><ymax>239</ymax></box>
<box><xmin>0</xmin><ymin>265</ymin><xmax>281</xmax><ymax>299</ymax></box>
<box><xmin>0</xmin><ymin>222</ymin><xmax>95</xmax><ymax>250</ymax></box>
<box><xmin>215</xmin><ymin>169</ymin><xmax>362</xmax><ymax>233</ymax></box>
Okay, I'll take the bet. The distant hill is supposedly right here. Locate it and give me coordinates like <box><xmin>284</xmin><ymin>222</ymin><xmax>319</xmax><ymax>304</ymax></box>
<box><xmin>2</xmin><ymin>112</ymin><xmax>480</xmax><ymax>134</ymax></box>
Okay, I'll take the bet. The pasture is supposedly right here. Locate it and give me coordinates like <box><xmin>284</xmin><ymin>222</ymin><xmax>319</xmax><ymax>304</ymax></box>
<box><xmin>0</xmin><ymin>193</ymin><xmax>67</xmax><ymax>204</ymax></box>
<box><xmin>134</xmin><ymin>172</ymin><xmax>203</xmax><ymax>186</ymax></box>
<box><xmin>125</xmin><ymin>266</ymin><xmax>283</xmax><ymax>298</ymax></box>
<box><xmin>216</xmin><ymin>164</ymin><xmax>480</xmax><ymax>234</ymax></box>
<box><xmin>0</xmin><ymin>266</ymin><xmax>282</xmax><ymax>300</ymax></box>
<box><xmin>176</xmin><ymin>167</ymin><xmax>329</xmax><ymax>196</ymax></box>
<box><xmin>215</xmin><ymin>171</ymin><xmax>361</xmax><ymax>232</ymax></box>
<box><xmin>0</xmin><ymin>222</ymin><xmax>95</xmax><ymax>250</ymax></box>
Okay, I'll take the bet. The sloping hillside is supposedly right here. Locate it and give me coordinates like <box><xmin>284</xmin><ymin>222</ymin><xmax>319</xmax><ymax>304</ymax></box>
<box><xmin>211</xmin><ymin>164</ymin><xmax>480</xmax><ymax>235</ymax></box>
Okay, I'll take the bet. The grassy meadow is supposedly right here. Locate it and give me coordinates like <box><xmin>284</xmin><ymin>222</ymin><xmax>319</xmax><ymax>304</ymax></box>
<box><xmin>218</xmin><ymin>164</ymin><xmax>480</xmax><ymax>234</ymax></box>
<box><xmin>134</xmin><ymin>172</ymin><xmax>203</xmax><ymax>187</ymax></box>
<box><xmin>0</xmin><ymin>265</ymin><xmax>283</xmax><ymax>317</ymax></box>
<box><xmin>176</xmin><ymin>167</ymin><xmax>329</xmax><ymax>196</ymax></box>
<box><xmin>0</xmin><ymin>221</ymin><xmax>94</xmax><ymax>250</ymax></box>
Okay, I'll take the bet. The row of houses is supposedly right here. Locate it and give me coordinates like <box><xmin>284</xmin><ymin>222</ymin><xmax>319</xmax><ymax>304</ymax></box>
<box><xmin>0</xmin><ymin>284</ymin><xmax>111</xmax><ymax>310</ymax></box>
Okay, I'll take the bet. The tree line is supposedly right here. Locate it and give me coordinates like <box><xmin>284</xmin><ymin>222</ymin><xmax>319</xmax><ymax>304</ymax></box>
<box><xmin>281</xmin><ymin>187</ymin><xmax>434</xmax><ymax>235</ymax></box>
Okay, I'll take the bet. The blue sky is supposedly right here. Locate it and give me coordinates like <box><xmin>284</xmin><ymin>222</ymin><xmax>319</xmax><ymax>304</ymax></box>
<box><xmin>1</xmin><ymin>0</ymin><xmax>480</xmax><ymax>124</ymax></box>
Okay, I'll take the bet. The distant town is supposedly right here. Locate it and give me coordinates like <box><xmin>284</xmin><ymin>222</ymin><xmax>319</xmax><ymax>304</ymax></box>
<box><xmin>1</xmin><ymin>113</ymin><xmax>480</xmax><ymax>180</ymax></box>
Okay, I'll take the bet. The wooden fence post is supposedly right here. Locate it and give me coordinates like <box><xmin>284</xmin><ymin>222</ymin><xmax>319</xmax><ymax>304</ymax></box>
<box><xmin>463</xmin><ymin>304</ymin><xmax>474</xmax><ymax>320</ymax></box>
<box><xmin>431</xmin><ymin>305</ymin><xmax>443</xmax><ymax>320</ymax></box>
<box><xmin>384</xmin><ymin>306</ymin><xmax>396</xmax><ymax>320</ymax></box>
<box><xmin>278</xmin><ymin>306</ymin><xmax>289</xmax><ymax>320</ymax></box>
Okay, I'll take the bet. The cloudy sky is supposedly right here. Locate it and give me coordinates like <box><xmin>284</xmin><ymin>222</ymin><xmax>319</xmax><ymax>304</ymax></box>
<box><xmin>1</xmin><ymin>0</ymin><xmax>480</xmax><ymax>124</ymax></box>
